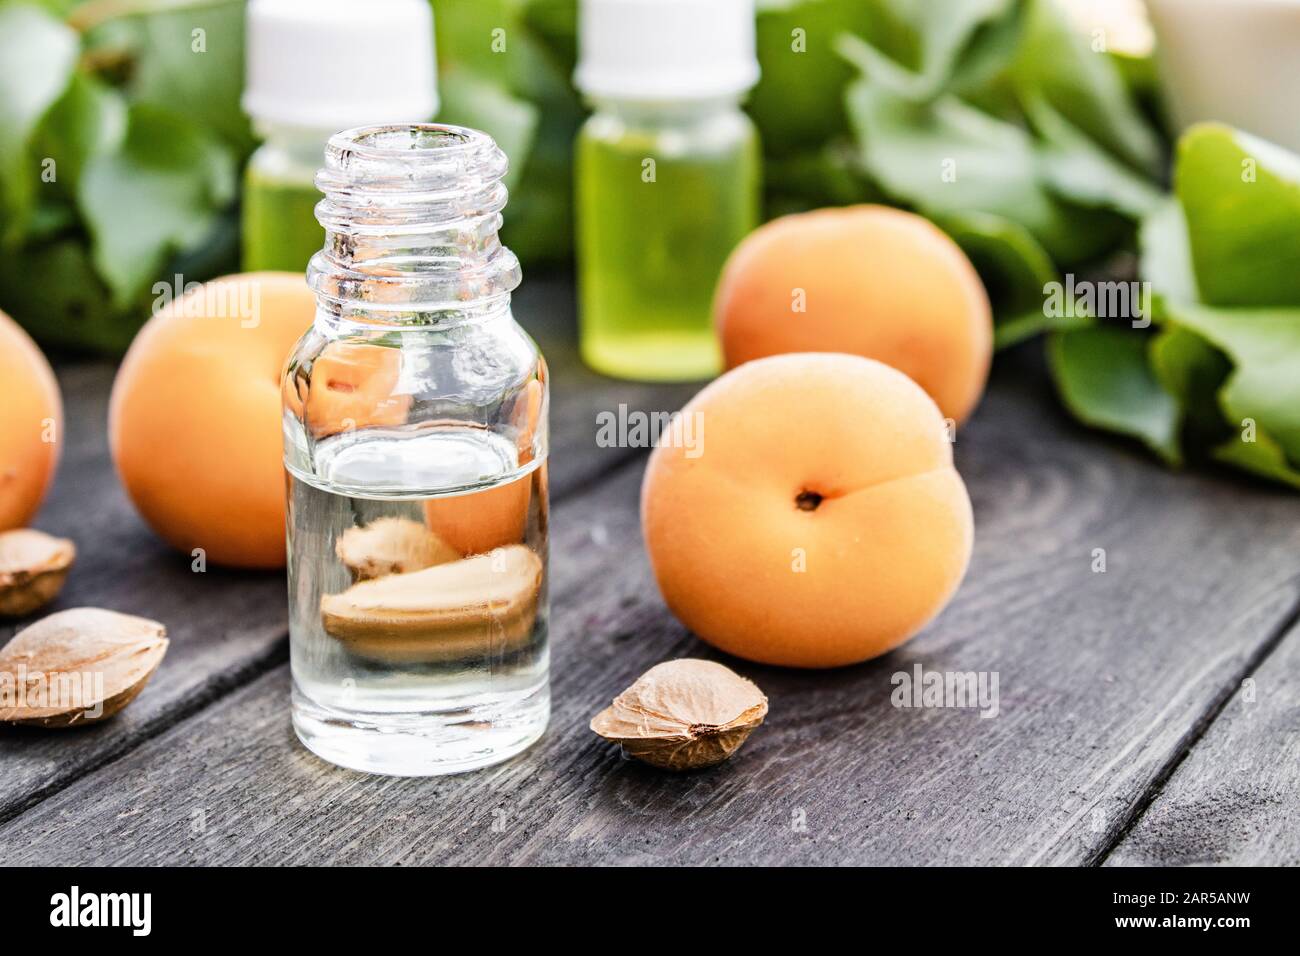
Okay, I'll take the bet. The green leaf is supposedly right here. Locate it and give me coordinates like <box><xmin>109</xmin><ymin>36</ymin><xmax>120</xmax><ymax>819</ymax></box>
<box><xmin>1024</xmin><ymin>93</ymin><xmax>1162</xmax><ymax>219</ymax></box>
<box><xmin>1175</xmin><ymin>123</ymin><xmax>1300</xmax><ymax>307</ymax></box>
<box><xmin>843</xmin><ymin>78</ymin><xmax>1121</xmax><ymax>265</ymax></box>
<box><xmin>1162</xmin><ymin>300</ymin><xmax>1300</xmax><ymax>465</ymax></box>
<box><xmin>0</xmin><ymin>2</ymin><xmax>78</xmax><ymax>243</ymax></box>
<box><xmin>993</xmin><ymin>308</ymin><xmax>1087</xmax><ymax>350</ymax></box>
<box><xmin>934</xmin><ymin>209</ymin><xmax>1074</xmax><ymax>348</ymax></box>
<box><xmin>25</xmin><ymin>0</ymin><xmax>79</xmax><ymax>14</ymax></box>
<box><xmin>1139</xmin><ymin>198</ymin><xmax>1198</xmax><ymax>304</ymax></box>
<box><xmin>896</xmin><ymin>0</ymin><xmax>1016</xmax><ymax>93</ymax></box>
<box><xmin>433</xmin><ymin>0</ymin><xmax>582</xmax><ymax>265</ymax></box>
<box><xmin>520</xmin><ymin>0</ymin><xmax>578</xmax><ymax>73</ymax></box>
<box><xmin>944</xmin><ymin>1</ymin><xmax>1026</xmax><ymax>105</ymax></box>
<box><xmin>1047</xmin><ymin>326</ymin><xmax>1181</xmax><ymax>464</ymax></box>
<box><xmin>0</xmin><ymin>236</ymin><xmax>136</xmax><ymax>352</ymax></box>
<box><xmin>1010</xmin><ymin>0</ymin><xmax>1160</xmax><ymax>174</ymax></box>
<box><xmin>834</xmin><ymin>0</ymin><xmax>1013</xmax><ymax>101</ymax></box>
<box><xmin>1149</xmin><ymin>324</ymin><xmax>1231</xmax><ymax>449</ymax></box>
<box><xmin>1109</xmin><ymin>49</ymin><xmax>1160</xmax><ymax>107</ymax></box>
<box><xmin>765</xmin><ymin>139</ymin><xmax>882</xmax><ymax>213</ymax></box>
<box><xmin>79</xmin><ymin>103</ymin><xmax>235</xmax><ymax>308</ymax></box>
<box><xmin>25</xmin><ymin>197</ymin><xmax>77</xmax><ymax>241</ymax></box>
<box><xmin>124</xmin><ymin>0</ymin><xmax>253</xmax><ymax>156</ymax></box>
<box><xmin>749</xmin><ymin>0</ymin><xmax>877</xmax><ymax>153</ymax></box>
<box><xmin>434</xmin><ymin>0</ymin><xmax>515</xmax><ymax>82</ymax></box>
<box><xmin>502</xmin><ymin>107</ymin><xmax>576</xmax><ymax>265</ymax></box>
<box><xmin>1213</xmin><ymin>430</ymin><xmax>1300</xmax><ymax>491</ymax></box>
<box><xmin>34</xmin><ymin>72</ymin><xmax>127</xmax><ymax>198</ymax></box>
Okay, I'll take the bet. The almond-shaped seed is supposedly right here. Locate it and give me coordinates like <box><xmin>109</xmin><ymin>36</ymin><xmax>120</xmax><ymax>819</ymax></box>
<box><xmin>321</xmin><ymin>544</ymin><xmax>543</xmax><ymax>664</ymax></box>
<box><xmin>591</xmin><ymin>659</ymin><xmax>769</xmax><ymax>770</ymax></box>
<box><xmin>0</xmin><ymin>607</ymin><xmax>168</xmax><ymax>728</ymax></box>
<box><xmin>334</xmin><ymin>516</ymin><xmax>460</xmax><ymax>581</ymax></box>
<box><xmin>0</xmin><ymin>529</ymin><xmax>76</xmax><ymax>617</ymax></box>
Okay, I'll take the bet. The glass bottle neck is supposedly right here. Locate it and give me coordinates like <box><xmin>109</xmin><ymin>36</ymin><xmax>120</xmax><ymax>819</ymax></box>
<box><xmin>306</xmin><ymin>124</ymin><xmax>521</xmax><ymax>327</ymax></box>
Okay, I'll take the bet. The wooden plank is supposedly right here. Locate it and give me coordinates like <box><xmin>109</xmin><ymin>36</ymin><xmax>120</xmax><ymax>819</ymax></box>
<box><xmin>4</xmin><ymin>351</ymin><xmax>1298</xmax><ymax>865</ymax></box>
<box><xmin>1103</xmin><ymin>620</ymin><xmax>1300</xmax><ymax>866</ymax></box>
<box><xmin>0</xmin><ymin>274</ymin><xmax>696</xmax><ymax>820</ymax></box>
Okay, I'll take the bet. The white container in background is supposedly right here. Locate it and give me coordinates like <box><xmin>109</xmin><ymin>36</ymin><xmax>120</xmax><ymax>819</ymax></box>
<box><xmin>241</xmin><ymin>0</ymin><xmax>438</xmax><ymax>272</ymax></box>
<box><xmin>1145</xmin><ymin>0</ymin><xmax>1300</xmax><ymax>152</ymax></box>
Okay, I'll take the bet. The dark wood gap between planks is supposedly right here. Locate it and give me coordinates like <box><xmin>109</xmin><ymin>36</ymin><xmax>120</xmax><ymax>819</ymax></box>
<box><xmin>1090</xmin><ymin>589</ymin><xmax>1300</xmax><ymax>866</ymax></box>
<box><xmin>1105</xmin><ymin>612</ymin><xmax>1300</xmax><ymax>866</ymax></box>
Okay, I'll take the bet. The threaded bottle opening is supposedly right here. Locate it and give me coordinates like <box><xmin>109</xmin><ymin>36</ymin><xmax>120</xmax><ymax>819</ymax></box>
<box><xmin>308</xmin><ymin>123</ymin><xmax>521</xmax><ymax>318</ymax></box>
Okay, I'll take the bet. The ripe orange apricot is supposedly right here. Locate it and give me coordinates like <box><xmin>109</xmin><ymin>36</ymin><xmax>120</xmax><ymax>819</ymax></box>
<box><xmin>714</xmin><ymin>205</ymin><xmax>993</xmax><ymax>425</ymax></box>
<box><xmin>0</xmin><ymin>309</ymin><xmax>62</xmax><ymax>530</ymax></box>
<box><xmin>422</xmin><ymin>381</ymin><xmax>545</xmax><ymax>557</ymax></box>
<box><xmin>423</xmin><ymin>472</ymin><xmax>532</xmax><ymax>558</ymax></box>
<box><xmin>110</xmin><ymin>273</ymin><xmax>316</xmax><ymax>568</ymax></box>
<box><xmin>641</xmin><ymin>353</ymin><xmax>973</xmax><ymax>668</ymax></box>
<box><xmin>288</xmin><ymin>341</ymin><xmax>411</xmax><ymax>440</ymax></box>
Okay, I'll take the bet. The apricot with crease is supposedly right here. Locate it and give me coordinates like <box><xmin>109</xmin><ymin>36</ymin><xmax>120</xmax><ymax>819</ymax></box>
<box><xmin>641</xmin><ymin>353</ymin><xmax>974</xmax><ymax>668</ymax></box>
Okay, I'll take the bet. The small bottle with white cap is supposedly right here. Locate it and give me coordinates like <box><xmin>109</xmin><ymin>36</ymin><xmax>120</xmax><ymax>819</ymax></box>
<box><xmin>574</xmin><ymin>0</ymin><xmax>762</xmax><ymax>381</ymax></box>
<box><xmin>241</xmin><ymin>0</ymin><xmax>437</xmax><ymax>273</ymax></box>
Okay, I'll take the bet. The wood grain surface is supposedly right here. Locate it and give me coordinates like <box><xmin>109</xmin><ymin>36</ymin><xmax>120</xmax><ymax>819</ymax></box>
<box><xmin>1105</xmin><ymin>618</ymin><xmax>1300</xmax><ymax>867</ymax></box>
<box><xmin>3</xmin><ymin>317</ymin><xmax>1296</xmax><ymax>865</ymax></box>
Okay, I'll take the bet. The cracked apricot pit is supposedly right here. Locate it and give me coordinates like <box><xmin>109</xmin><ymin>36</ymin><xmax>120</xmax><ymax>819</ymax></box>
<box><xmin>714</xmin><ymin>205</ymin><xmax>993</xmax><ymax>425</ymax></box>
<box><xmin>641</xmin><ymin>353</ymin><xmax>974</xmax><ymax>668</ymax></box>
<box><xmin>0</xmin><ymin>308</ymin><xmax>62</xmax><ymax>531</ymax></box>
<box><xmin>110</xmin><ymin>273</ymin><xmax>316</xmax><ymax>568</ymax></box>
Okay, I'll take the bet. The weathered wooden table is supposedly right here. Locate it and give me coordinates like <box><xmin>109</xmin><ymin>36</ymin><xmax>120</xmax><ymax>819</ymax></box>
<box><xmin>3</xmin><ymin>275</ymin><xmax>1298</xmax><ymax>866</ymax></box>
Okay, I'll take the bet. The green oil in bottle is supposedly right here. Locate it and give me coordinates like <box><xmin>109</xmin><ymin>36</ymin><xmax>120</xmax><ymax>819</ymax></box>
<box><xmin>241</xmin><ymin>163</ymin><xmax>325</xmax><ymax>273</ymax></box>
<box><xmin>575</xmin><ymin>106</ymin><xmax>760</xmax><ymax>381</ymax></box>
<box><xmin>572</xmin><ymin>0</ymin><xmax>763</xmax><ymax>381</ymax></box>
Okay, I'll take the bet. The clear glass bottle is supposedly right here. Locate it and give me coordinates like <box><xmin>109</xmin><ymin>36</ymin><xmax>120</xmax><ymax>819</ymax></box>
<box><xmin>574</xmin><ymin>0</ymin><xmax>762</xmax><ymax>382</ymax></box>
<box><xmin>282</xmin><ymin>124</ymin><xmax>549</xmax><ymax>777</ymax></box>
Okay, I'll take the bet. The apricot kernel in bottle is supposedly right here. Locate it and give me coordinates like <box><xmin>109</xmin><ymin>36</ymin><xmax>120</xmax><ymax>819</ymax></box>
<box><xmin>321</xmin><ymin>544</ymin><xmax>543</xmax><ymax>663</ymax></box>
<box><xmin>334</xmin><ymin>516</ymin><xmax>459</xmax><ymax>580</ymax></box>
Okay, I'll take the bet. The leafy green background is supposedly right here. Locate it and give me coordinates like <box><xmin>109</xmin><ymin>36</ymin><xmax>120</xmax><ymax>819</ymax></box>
<box><xmin>0</xmin><ymin>0</ymin><xmax>1297</xmax><ymax>489</ymax></box>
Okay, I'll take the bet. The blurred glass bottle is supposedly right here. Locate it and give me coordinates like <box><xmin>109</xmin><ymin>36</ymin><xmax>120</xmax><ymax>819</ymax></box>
<box><xmin>574</xmin><ymin>0</ymin><xmax>762</xmax><ymax>382</ymax></box>
<box><xmin>241</xmin><ymin>0</ymin><xmax>437</xmax><ymax>273</ymax></box>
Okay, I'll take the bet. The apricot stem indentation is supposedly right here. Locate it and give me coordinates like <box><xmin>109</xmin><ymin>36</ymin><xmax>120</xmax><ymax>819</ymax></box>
<box><xmin>795</xmin><ymin>490</ymin><xmax>823</xmax><ymax>512</ymax></box>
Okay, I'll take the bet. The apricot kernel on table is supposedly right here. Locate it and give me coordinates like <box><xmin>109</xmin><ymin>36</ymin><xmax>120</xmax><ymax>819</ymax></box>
<box><xmin>590</xmin><ymin>659</ymin><xmax>768</xmax><ymax>770</ymax></box>
<box><xmin>0</xmin><ymin>529</ymin><xmax>76</xmax><ymax>617</ymax></box>
<box><xmin>0</xmin><ymin>607</ymin><xmax>168</xmax><ymax>728</ymax></box>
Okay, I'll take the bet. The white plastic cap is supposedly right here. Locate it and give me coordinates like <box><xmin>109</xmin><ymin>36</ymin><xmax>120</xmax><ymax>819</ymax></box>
<box><xmin>574</xmin><ymin>0</ymin><xmax>760</xmax><ymax>101</ymax></box>
<box><xmin>243</xmin><ymin>0</ymin><xmax>437</xmax><ymax>131</ymax></box>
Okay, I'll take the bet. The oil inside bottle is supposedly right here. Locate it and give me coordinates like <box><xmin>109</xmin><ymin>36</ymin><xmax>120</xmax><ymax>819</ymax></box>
<box><xmin>287</xmin><ymin>424</ymin><xmax>549</xmax><ymax>775</ymax></box>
